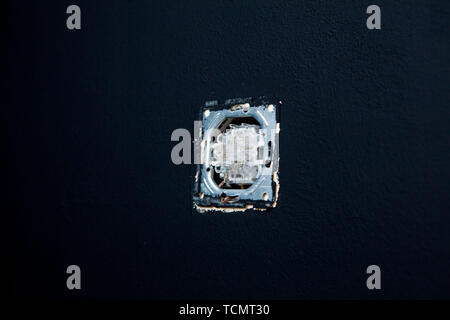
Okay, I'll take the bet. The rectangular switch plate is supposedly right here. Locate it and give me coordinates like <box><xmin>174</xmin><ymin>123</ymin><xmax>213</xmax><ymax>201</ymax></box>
<box><xmin>193</xmin><ymin>97</ymin><xmax>281</xmax><ymax>213</ymax></box>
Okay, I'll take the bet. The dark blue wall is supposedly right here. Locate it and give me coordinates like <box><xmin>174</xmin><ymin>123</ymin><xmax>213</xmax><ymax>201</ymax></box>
<box><xmin>4</xmin><ymin>0</ymin><xmax>450</xmax><ymax>299</ymax></box>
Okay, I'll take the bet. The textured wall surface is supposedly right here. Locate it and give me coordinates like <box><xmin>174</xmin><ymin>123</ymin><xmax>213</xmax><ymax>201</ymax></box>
<box><xmin>4</xmin><ymin>0</ymin><xmax>450</xmax><ymax>299</ymax></box>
